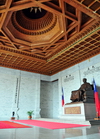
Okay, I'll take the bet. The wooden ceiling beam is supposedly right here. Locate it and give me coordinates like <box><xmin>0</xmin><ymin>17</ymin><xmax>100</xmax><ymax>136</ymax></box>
<box><xmin>88</xmin><ymin>1</ymin><xmax>96</xmax><ymax>8</ymax></box>
<box><xmin>0</xmin><ymin>47</ymin><xmax>46</xmax><ymax>63</ymax></box>
<box><xmin>42</xmin><ymin>0</ymin><xmax>51</xmax><ymax>2</ymax></box>
<box><xmin>0</xmin><ymin>63</ymin><xmax>47</xmax><ymax>75</ymax></box>
<box><xmin>36</xmin><ymin>2</ymin><xmax>77</xmax><ymax>22</ymax></box>
<box><xmin>64</xmin><ymin>0</ymin><xmax>100</xmax><ymax>19</ymax></box>
<box><xmin>81</xmin><ymin>18</ymin><xmax>94</xmax><ymax>29</ymax></box>
<box><xmin>47</xmin><ymin>1</ymin><xmax>62</xmax><ymax>12</ymax></box>
<box><xmin>0</xmin><ymin>0</ymin><xmax>12</xmax><ymax>28</ymax></box>
<box><xmin>9</xmin><ymin>1</ymin><xmax>35</xmax><ymax>11</ymax></box>
<box><xmin>95</xmin><ymin>6</ymin><xmax>100</xmax><ymax>12</ymax></box>
<box><xmin>76</xmin><ymin>9</ymin><xmax>82</xmax><ymax>32</ymax></box>
<box><xmin>49</xmin><ymin>48</ymin><xmax>100</xmax><ymax>75</ymax></box>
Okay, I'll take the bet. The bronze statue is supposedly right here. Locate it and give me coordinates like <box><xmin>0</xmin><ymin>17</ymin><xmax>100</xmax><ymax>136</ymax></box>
<box><xmin>70</xmin><ymin>78</ymin><xmax>92</xmax><ymax>102</ymax></box>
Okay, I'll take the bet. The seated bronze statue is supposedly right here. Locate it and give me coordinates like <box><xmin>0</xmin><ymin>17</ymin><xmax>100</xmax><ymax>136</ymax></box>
<box><xmin>70</xmin><ymin>78</ymin><xmax>93</xmax><ymax>102</ymax></box>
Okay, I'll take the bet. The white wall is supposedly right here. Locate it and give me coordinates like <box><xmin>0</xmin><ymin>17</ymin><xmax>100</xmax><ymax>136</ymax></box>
<box><xmin>0</xmin><ymin>73</ymin><xmax>16</xmax><ymax>120</ymax></box>
<box><xmin>0</xmin><ymin>67</ymin><xmax>41</xmax><ymax>120</ymax></box>
<box><xmin>0</xmin><ymin>54</ymin><xmax>100</xmax><ymax>120</ymax></box>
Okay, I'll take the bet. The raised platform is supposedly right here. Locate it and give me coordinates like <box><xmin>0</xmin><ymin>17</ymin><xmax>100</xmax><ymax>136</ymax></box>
<box><xmin>60</xmin><ymin>102</ymin><xmax>96</xmax><ymax>121</ymax></box>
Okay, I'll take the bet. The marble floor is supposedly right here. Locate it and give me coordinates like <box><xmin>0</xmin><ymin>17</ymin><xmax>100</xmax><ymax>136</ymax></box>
<box><xmin>0</xmin><ymin>120</ymin><xmax>100</xmax><ymax>139</ymax></box>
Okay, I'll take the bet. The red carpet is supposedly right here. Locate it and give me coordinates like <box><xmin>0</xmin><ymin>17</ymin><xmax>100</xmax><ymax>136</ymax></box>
<box><xmin>0</xmin><ymin>121</ymin><xmax>31</xmax><ymax>129</ymax></box>
<box><xmin>13</xmin><ymin>120</ymin><xmax>90</xmax><ymax>129</ymax></box>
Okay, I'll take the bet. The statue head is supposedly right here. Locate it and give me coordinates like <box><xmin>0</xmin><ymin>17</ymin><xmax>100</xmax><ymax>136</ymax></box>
<box><xmin>83</xmin><ymin>78</ymin><xmax>87</xmax><ymax>83</ymax></box>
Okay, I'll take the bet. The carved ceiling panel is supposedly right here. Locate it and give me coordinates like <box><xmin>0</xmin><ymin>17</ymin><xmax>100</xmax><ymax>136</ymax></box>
<box><xmin>0</xmin><ymin>0</ymin><xmax>100</xmax><ymax>75</ymax></box>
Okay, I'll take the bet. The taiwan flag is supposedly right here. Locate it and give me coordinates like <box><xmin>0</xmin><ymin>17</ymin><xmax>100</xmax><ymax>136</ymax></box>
<box><xmin>93</xmin><ymin>79</ymin><xmax>100</xmax><ymax>117</ymax></box>
<box><xmin>62</xmin><ymin>87</ymin><xmax>65</xmax><ymax>107</ymax></box>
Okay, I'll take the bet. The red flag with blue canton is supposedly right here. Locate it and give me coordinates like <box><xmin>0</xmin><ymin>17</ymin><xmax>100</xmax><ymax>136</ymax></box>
<box><xmin>93</xmin><ymin>79</ymin><xmax>100</xmax><ymax>117</ymax></box>
<box><xmin>62</xmin><ymin>87</ymin><xmax>65</xmax><ymax>107</ymax></box>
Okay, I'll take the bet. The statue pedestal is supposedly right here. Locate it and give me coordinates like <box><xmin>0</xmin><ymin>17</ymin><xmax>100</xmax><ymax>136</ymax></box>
<box><xmin>60</xmin><ymin>102</ymin><xmax>96</xmax><ymax>121</ymax></box>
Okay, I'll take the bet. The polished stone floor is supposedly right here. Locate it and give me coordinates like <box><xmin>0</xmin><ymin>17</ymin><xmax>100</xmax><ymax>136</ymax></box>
<box><xmin>0</xmin><ymin>121</ymin><xmax>100</xmax><ymax>139</ymax></box>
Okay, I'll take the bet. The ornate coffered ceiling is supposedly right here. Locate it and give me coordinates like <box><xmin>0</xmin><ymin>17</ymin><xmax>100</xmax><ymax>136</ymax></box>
<box><xmin>0</xmin><ymin>0</ymin><xmax>100</xmax><ymax>75</ymax></box>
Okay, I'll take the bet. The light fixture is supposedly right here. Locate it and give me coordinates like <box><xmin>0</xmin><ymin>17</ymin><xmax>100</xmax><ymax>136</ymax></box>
<box><xmin>30</xmin><ymin>0</ymin><xmax>41</xmax><ymax>13</ymax></box>
<box><xmin>30</xmin><ymin>7</ymin><xmax>41</xmax><ymax>13</ymax></box>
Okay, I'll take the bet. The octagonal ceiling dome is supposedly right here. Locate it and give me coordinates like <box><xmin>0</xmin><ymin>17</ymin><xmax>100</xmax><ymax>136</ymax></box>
<box><xmin>12</xmin><ymin>9</ymin><xmax>56</xmax><ymax>35</ymax></box>
<box><xmin>3</xmin><ymin>7</ymin><xmax>64</xmax><ymax>46</ymax></box>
